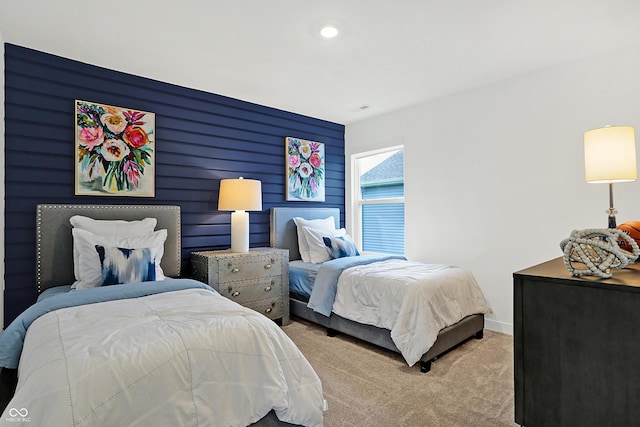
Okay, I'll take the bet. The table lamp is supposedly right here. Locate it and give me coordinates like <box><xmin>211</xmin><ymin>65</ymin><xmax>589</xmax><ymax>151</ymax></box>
<box><xmin>584</xmin><ymin>126</ymin><xmax>637</xmax><ymax>228</ymax></box>
<box><xmin>218</xmin><ymin>177</ymin><xmax>262</xmax><ymax>252</ymax></box>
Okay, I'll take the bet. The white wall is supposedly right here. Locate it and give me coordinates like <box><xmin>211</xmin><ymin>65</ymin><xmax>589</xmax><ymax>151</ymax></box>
<box><xmin>1</xmin><ymin>32</ymin><xmax>5</xmax><ymax>329</ymax></box>
<box><xmin>346</xmin><ymin>46</ymin><xmax>640</xmax><ymax>334</ymax></box>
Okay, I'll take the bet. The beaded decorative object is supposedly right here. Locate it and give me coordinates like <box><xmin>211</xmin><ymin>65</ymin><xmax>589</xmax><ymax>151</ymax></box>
<box><xmin>559</xmin><ymin>228</ymin><xmax>640</xmax><ymax>278</ymax></box>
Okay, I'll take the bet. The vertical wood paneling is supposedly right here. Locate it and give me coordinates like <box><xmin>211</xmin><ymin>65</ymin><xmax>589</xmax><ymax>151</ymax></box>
<box><xmin>3</xmin><ymin>43</ymin><xmax>345</xmax><ymax>325</ymax></box>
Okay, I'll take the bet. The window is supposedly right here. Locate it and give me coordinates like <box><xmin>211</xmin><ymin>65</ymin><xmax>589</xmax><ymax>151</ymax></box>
<box><xmin>352</xmin><ymin>146</ymin><xmax>404</xmax><ymax>255</ymax></box>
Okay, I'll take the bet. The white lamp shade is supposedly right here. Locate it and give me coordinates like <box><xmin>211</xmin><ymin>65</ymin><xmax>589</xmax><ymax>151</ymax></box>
<box><xmin>584</xmin><ymin>126</ymin><xmax>637</xmax><ymax>183</ymax></box>
<box><xmin>218</xmin><ymin>178</ymin><xmax>262</xmax><ymax>211</ymax></box>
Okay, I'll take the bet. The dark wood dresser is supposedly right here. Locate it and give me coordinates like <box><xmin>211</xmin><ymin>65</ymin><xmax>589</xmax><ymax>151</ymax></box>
<box><xmin>514</xmin><ymin>257</ymin><xmax>640</xmax><ymax>427</ymax></box>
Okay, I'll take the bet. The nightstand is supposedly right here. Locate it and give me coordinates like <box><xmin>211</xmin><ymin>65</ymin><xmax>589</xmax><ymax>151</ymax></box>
<box><xmin>191</xmin><ymin>247</ymin><xmax>290</xmax><ymax>325</ymax></box>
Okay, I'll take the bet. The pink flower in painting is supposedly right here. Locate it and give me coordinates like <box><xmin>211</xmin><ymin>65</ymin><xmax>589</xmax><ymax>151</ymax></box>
<box><xmin>289</xmin><ymin>153</ymin><xmax>301</xmax><ymax>169</ymax></box>
<box><xmin>100</xmin><ymin>139</ymin><xmax>130</xmax><ymax>162</ymax></box>
<box><xmin>309</xmin><ymin>153</ymin><xmax>322</xmax><ymax>169</ymax></box>
<box><xmin>78</xmin><ymin>126</ymin><xmax>105</xmax><ymax>150</ymax></box>
<box><xmin>123</xmin><ymin>160</ymin><xmax>142</xmax><ymax>186</ymax></box>
<box><xmin>298</xmin><ymin>162</ymin><xmax>313</xmax><ymax>178</ymax></box>
<box><xmin>100</xmin><ymin>112</ymin><xmax>128</xmax><ymax>134</ymax></box>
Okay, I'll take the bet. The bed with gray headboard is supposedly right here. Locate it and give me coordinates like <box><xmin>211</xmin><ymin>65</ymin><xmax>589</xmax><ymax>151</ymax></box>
<box><xmin>0</xmin><ymin>204</ymin><xmax>323</xmax><ymax>427</ymax></box>
<box><xmin>270</xmin><ymin>207</ymin><xmax>486</xmax><ymax>373</ymax></box>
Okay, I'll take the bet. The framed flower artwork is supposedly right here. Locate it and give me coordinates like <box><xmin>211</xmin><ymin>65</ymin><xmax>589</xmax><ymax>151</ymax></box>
<box><xmin>75</xmin><ymin>100</ymin><xmax>155</xmax><ymax>197</ymax></box>
<box><xmin>286</xmin><ymin>137</ymin><xmax>325</xmax><ymax>201</ymax></box>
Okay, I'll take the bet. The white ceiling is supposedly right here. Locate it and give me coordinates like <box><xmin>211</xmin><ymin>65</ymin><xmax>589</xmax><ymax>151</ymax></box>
<box><xmin>2</xmin><ymin>0</ymin><xmax>640</xmax><ymax>124</ymax></box>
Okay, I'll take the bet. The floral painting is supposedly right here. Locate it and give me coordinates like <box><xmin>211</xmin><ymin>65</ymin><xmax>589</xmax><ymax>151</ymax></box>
<box><xmin>286</xmin><ymin>137</ymin><xmax>325</xmax><ymax>201</ymax></box>
<box><xmin>75</xmin><ymin>100</ymin><xmax>155</xmax><ymax>196</ymax></box>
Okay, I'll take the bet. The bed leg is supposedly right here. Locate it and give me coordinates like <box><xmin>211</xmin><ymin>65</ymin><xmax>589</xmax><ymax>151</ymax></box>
<box><xmin>420</xmin><ymin>360</ymin><xmax>432</xmax><ymax>373</ymax></box>
<box><xmin>327</xmin><ymin>328</ymin><xmax>337</xmax><ymax>337</ymax></box>
<box><xmin>475</xmin><ymin>330</ymin><xmax>484</xmax><ymax>340</ymax></box>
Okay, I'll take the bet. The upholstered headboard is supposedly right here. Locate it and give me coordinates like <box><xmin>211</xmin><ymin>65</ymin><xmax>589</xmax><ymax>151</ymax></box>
<box><xmin>270</xmin><ymin>207</ymin><xmax>340</xmax><ymax>261</ymax></box>
<box><xmin>36</xmin><ymin>204</ymin><xmax>181</xmax><ymax>292</ymax></box>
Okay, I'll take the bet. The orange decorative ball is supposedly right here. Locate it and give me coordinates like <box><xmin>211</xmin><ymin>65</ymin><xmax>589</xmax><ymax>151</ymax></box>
<box><xmin>617</xmin><ymin>221</ymin><xmax>640</xmax><ymax>252</ymax></box>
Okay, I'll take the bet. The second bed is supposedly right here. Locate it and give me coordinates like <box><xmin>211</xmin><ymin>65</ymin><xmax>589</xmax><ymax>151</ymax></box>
<box><xmin>270</xmin><ymin>207</ymin><xmax>490</xmax><ymax>373</ymax></box>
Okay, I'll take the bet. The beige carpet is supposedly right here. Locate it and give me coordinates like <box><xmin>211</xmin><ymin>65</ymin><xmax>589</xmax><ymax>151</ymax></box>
<box><xmin>282</xmin><ymin>318</ymin><xmax>517</xmax><ymax>427</ymax></box>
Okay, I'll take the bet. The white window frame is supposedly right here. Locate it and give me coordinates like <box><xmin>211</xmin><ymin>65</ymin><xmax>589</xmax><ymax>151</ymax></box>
<box><xmin>350</xmin><ymin>145</ymin><xmax>404</xmax><ymax>253</ymax></box>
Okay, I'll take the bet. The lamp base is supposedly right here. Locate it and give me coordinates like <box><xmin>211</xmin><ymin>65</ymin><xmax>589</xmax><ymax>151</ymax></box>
<box><xmin>230</xmin><ymin>210</ymin><xmax>249</xmax><ymax>253</ymax></box>
<box><xmin>608</xmin><ymin>183</ymin><xmax>618</xmax><ymax>229</ymax></box>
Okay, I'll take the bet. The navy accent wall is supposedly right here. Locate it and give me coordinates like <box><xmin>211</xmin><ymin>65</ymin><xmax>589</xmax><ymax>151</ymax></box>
<box><xmin>4</xmin><ymin>43</ymin><xmax>345</xmax><ymax>325</ymax></box>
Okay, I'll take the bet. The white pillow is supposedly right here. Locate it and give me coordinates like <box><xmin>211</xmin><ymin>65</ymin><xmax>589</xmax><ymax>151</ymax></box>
<box><xmin>303</xmin><ymin>226</ymin><xmax>347</xmax><ymax>264</ymax></box>
<box><xmin>72</xmin><ymin>228</ymin><xmax>167</xmax><ymax>290</ymax></box>
<box><xmin>70</xmin><ymin>215</ymin><xmax>157</xmax><ymax>282</ymax></box>
<box><xmin>293</xmin><ymin>217</ymin><xmax>337</xmax><ymax>262</ymax></box>
<box><xmin>69</xmin><ymin>215</ymin><xmax>157</xmax><ymax>236</ymax></box>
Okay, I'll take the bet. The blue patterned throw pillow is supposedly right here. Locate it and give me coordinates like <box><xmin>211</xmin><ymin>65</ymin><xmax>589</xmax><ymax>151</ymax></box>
<box><xmin>95</xmin><ymin>245</ymin><xmax>156</xmax><ymax>285</ymax></box>
<box><xmin>322</xmin><ymin>234</ymin><xmax>360</xmax><ymax>259</ymax></box>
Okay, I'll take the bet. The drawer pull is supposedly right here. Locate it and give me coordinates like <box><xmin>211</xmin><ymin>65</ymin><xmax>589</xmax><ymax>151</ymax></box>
<box><xmin>231</xmin><ymin>268</ymin><xmax>240</xmax><ymax>273</ymax></box>
<box><xmin>265</xmin><ymin>307</ymin><xmax>273</xmax><ymax>314</ymax></box>
<box><xmin>231</xmin><ymin>291</ymin><xmax>240</xmax><ymax>297</ymax></box>
<box><xmin>264</xmin><ymin>264</ymin><xmax>272</xmax><ymax>269</ymax></box>
<box><xmin>264</xmin><ymin>286</ymin><xmax>272</xmax><ymax>292</ymax></box>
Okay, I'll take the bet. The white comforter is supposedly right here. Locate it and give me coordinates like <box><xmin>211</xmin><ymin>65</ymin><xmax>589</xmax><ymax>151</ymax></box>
<box><xmin>332</xmin><ymin>259</ymin><xmax>491</xmax><ymax>366</ymax></box>
<box><xmin>2</xmin><ymin>289</ymin><xmax>324</xmax><ymax>427</ymax></box>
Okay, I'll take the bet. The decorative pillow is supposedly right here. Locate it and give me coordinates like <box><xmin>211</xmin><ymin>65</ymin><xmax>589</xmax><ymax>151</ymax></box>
<box><xmin>95</xmin><ymin>245</ymin><xmax>156</xmax><ymax>286</ymax></box>
<box><xmin>72</xmin><ymin>228</ymin><xmax>167</xmax><ymax>290</ymax></box>
<box><xmin>323</xmin><ymin>234</ymin><xmax>360</xmax><ymax>259</ymax></box>
<box><xmin>292</xmin><ymin>217</ymin><xmax>337</xmax><ymax>262</ymax></box>
<box><xmin>303</xmin><ymin>226</ymin><xmax>347</xmax><ymax>264</ymax></box>
<box><xmin>70</xmin><ymin>215</ymin><xmax>157</xmax><ymax>281</ymax></box>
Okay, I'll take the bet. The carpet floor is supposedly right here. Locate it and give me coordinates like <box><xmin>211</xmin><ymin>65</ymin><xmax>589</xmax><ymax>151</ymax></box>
<box><xmin>282</xmin><ymin>318</ymin><xmax>517</xmax><ymax>427</ymax></box>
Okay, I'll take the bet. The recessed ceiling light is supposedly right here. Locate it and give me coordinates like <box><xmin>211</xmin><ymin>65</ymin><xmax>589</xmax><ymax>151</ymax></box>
<box><xmin>320</xmin><ymin>25</ymin><xmax>339</xmax><ymax>39</ymax></box>
<box><xmin>350</xmin><ymin>105</ymin><xmax>372</xmax><ymax>112</ymax></box>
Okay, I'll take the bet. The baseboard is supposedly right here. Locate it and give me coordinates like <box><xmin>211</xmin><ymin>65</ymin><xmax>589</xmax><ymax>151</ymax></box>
<box><xmin>485</xmin><ymin>318</ymin><xmax>513</xmax><ymax>336</ymax></box>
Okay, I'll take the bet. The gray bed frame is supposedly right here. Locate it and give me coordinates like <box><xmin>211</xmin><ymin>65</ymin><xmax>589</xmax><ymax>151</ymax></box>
<box><xmin>270</xmin><ymin>207</ymin><xmax>484</xmax><ymax>373</ymax></box>
<box><xmin>31</xmin><ymin>204</ymin><xmax>300</xmax><ymax>427</ymax></box>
